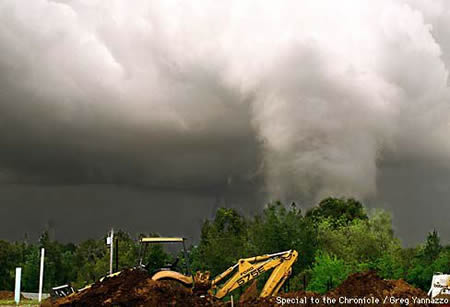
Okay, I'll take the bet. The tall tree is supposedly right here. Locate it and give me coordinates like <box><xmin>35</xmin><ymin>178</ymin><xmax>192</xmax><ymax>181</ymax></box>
<box><xmin>192</xmin><ymin>208</ymin><xmax>247</xmax><ymax>276</ymax></box>
<box><xmin>306</xmin><ymin>197</ymin><xmax>368</xmax><ymax>227</ymax></box>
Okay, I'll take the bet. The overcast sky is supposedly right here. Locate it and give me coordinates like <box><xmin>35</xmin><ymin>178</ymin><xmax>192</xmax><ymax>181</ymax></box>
<box><xmin>1</xmin><ymin>0</ymin><xmax>450</xmax><ymax>245</ymax></box>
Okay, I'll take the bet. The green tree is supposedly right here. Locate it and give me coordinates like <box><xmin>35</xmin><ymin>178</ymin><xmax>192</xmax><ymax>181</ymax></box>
<box><xmin>137</xmin><ymin>233</ymin><xmax>172</xmax><ymax>274</ymax></box>
<box><xmin>0</xmin><ymin>240</ymin><xmax>24</xmax><ymax>290</ymax></box>
<box><xmin>246</xmin><ymin>202</ymin><xmax>317</xmax><ymax>272</ymax></box>
<box><xmin>191</xmin><ymin>208</ymin><xmax>247</xmax><ymax>276</ymax></box>
<box><xmin>37</xmin><ymin>231</ymin><xmax>78</xmax><ymax>291</ymax></box>
<box><xmin>407</xmin><ymin>231</ymin><xmax>447</xmax><ymax>290</ymax></box>
<box><xmin>423</xmin><ymin>230</ymin><xmax>442</xmax><ymax>262</ymax></box>
<box><xmin>316</xmin><ymin>209</ymin><xmax>400</xmax><ymax>265</ymax></box>
<box><xmin>306</xmin><ymin>197</ymin><xmax>368</xmax><ymax>227</ymax></box>
<box><xmin>431</xmin><ymin>249</ymin><xmax>450</xmax><ymax>275</ymax></box>
<box><xmin>21</xmin><ymin>245</ymin><xmax>40</xmax><ymax>292</ymax></box>
<box><xmin>373</xmin><ymin>246</ymin><xmax>409</xmax><ymax>280</ymax></box>
<box><xmin>73</xmin><ymin>238</ymin><xmax>108</xmax><ymax>288</ymax></box>
<box><xmin>307</xmin><ymin>252</ymin><xmax>351</xmax><ymax>293</ymax></box>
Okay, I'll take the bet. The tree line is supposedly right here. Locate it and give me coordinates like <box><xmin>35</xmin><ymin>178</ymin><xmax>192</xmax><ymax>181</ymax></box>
<box><xmin>0</xmin><ymin>198</ymin><xmax>449</xmax><ymax>293</ymax></box>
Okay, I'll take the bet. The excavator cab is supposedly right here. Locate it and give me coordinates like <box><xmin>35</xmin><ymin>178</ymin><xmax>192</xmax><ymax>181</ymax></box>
<box><xmin>138</xmin><ymin>237</ymin><xmax>192</xmax><ymax>277</ymax></box>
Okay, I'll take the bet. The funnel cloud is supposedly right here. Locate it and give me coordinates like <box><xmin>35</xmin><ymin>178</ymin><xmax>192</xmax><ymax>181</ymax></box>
<box><xmin>0</xmin><ymin>0</ymin><xmax>449</xmax><ymax>244</ymax></box>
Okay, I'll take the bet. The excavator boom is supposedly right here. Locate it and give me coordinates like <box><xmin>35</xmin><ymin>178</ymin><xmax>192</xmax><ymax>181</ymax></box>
<box><xmin>212</xmin><ymin>250</ymin><xmax>298</xmax><ymax>299</ymax></box>
<box><xmin>151</xmin><ymin>249</ymin><xmax>298</xmax><ymax>300</ymax></box>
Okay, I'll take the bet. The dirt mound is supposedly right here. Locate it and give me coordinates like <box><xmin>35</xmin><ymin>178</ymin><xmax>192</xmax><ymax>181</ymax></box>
<box><xmin>387</xmin><ymin>278</ymin><xmax>429</xmax><ymax>299</ymax></box>
<box><xmin>330</xmin><ymin>271</ymin><xmax>425</xmax><ymax>298</ymax></box>
<box><xmin>43</xmin><ymin>268</ymin><xmax>224</xmax><ymax>307</ymax></box>
<box><xmin>43</xmin><ymin>269</ymin><xmax>430</xmax><ymax>307</ymax></box>
<box><xmin>0</xmin><ymin>290</ymin><xmax>25</xmax><ymax>300</ymax></box>
<box><xmin>331</xmin><ymin>271</ymin><xmax>392</xmax><ymax>298</ymax></box>
<box><xmin>329</xmin><ymin>271</ymin><xmax>429</xmax><ymax>306</ymax></box>
<box><xmin>241</xmin><ymin>271</ymin><xmax>430</xmax><ymax>307</ymax></box>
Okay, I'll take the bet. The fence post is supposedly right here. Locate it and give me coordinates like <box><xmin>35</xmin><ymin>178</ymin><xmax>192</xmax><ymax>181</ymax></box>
<box><xmin>39</xmin><ymin>248</ymin><xmax>45</xmax><ymax>302</ymax></box>
<box><xmin>15</xmin><ymin>267</ymin><xmax>21</xmax><ymax>305</ymax></box>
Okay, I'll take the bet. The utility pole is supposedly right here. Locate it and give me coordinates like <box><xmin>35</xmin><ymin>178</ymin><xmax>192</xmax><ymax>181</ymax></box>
<box><xmin>109</xmin><ymin>229</ymin><xmax>114</xmax><ymax>275</ymax></box>
<box><xmin>115</xmin><ymin>237</ymin><xmax>119</xmax><ymax>272</ymax></box>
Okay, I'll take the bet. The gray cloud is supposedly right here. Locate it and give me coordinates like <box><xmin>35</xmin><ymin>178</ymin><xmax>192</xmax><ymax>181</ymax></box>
<box><xmin>0</xmin><ymin>0</ymin><xmax>450</xmax><ymax>243</ymax></box>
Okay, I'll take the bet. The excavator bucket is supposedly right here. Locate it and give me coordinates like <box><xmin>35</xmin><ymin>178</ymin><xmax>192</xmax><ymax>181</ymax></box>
<box><xmin>193</xmin><ymin>271</ymin><xmax>212</xmax><ymax>295</ymax></box>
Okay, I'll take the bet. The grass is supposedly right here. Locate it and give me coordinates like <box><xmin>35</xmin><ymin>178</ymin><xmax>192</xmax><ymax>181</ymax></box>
<box><xmin>0</xmin><ymin>299</ymin><xmax>40</xmax><ymax>306</ymax></box>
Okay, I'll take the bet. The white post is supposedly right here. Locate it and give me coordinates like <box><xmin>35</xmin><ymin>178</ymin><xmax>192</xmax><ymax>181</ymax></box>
<box><xmin>109</xmin><ymin>229</ymin><xmax>114</xmax><ymax>275</ymax></box>
<box><xmin>230</xmin><ymin>295</ymin><xmax>234</xmax><ymax>307</ymax></box>
<box><xmin>38</xmin><ymin>248</ymin><xmax>45</xmax><ymax>302</ymax></box>
<box><xmin>14</xmin><ymin>267</ymin><xmax>21</xmax><ymax>305</ymax></box>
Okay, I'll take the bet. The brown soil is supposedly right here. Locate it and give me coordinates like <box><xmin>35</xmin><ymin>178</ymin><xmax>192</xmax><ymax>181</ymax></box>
<box><xmin>43</xmin><ymin>270</ymin><xmax>431</xmax><ymax>307</ymax></box>
<box><xmin>329</xmin><ymin>271</ymin><xmax>430</xmax><ymax>306</ymax></box>
<box><xmin>42</xmin><ymin>268</ymin><xmax>224</xmax><ymax>307</ymax></box>
<box><xmin>242</xmin><ymin>271</ymin><xmax>431</xmax><ymax>306</ymax></box>
<box><xmin>0</xmin><ymin>290</ymin><xmax>25</xmax><ymax>300</ymax></box>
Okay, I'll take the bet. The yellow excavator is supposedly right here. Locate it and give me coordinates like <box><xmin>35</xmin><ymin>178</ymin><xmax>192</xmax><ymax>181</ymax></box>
<box><xmin>139</xmin><ymin>237</ymin><xmax>298</xmax><ymax>299</ymax></box>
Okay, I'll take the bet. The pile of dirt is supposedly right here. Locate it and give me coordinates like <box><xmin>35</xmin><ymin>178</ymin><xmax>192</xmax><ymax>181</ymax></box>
<box><xmin>0</xmin><ymin>290</ymin><xmax>25</xmax><ymax>300</ymax></box>
<box><xmin>44</xmin><ymin>270</ymin><xmax>430</xmax><ymax>307</ymax></box>
<box><xmin>43</xmin><ymin>268</ymin><xmax>224</xmax><ymax>307</ymax></box>
<box><xmin>241</xmin><ymin>271</ymin><xmax>430</xmax><ymax>307</ymax></box>
<box><xmin>329</xmin><ymin>271</ymin><xmax>430</xmax><ymax>306</ymax></box>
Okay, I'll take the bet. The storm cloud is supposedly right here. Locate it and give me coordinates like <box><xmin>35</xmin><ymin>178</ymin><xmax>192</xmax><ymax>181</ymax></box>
<box><xmin>0</xmin><ymin>0</ymin><xmax>450</xmax><ymax>244</ymax></box>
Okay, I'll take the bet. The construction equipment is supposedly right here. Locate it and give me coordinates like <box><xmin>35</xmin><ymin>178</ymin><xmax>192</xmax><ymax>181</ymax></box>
<box><xmin>138</xmin><ymin>237</ymin><xmax>193</xmax><ymax>286</ymax></box>
<box><xmin>51</xmin><ymin>284</ymin><xmax>76</xmax><ymax>298</ymax></box>
<box><xmin>428</xmin><ymin>273</ymin><xmax>450</xmax><ymax>299</ymax></box>
<box><xmin>148</xmin><ymin>242</ymin><xmax>298</xmax><ymax>299</ymax></box>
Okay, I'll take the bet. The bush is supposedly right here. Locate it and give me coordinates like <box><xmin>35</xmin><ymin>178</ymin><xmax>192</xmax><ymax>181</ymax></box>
<box><xmin>307</xmin><ymin>252</ymin><xmax>351</xmax><ymax>293</ymax></box>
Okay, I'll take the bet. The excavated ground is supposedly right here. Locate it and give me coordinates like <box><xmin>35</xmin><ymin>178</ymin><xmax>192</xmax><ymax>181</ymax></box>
<box><xmin>43</xmin><ymin>268</ymin><xmax>224</xmax><ymax>307</ymax></box>
<box><xmin>0</xmin><ymin>290</ymin><xmax>25</xmax><ymax>300</ymax></box>
<box><xmin>44</xmin><ymin>270</ymin><xmax>432</xmax><ymax>307</ymax></box>
<box><xmin>246</xmin><ymin>271</ymin><xmax>431</xmax><ymax>306</ymax></box>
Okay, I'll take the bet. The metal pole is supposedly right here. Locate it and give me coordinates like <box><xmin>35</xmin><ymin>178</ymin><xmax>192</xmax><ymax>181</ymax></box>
<box><xmin>109</xmin><ymin>229</ymin><xmax>114</xmax><ymax>275</ymax></box>
<box><xmin>115</xmin><ymin>237</ymin><xmax>119</xmax><ymax>272</ymax></box>
<box><xmin>182</xmin><ymin>239</ymin><xmax>191</xmax><ymax>275</ymax></box>
<box><xmin>38</xmin><ymin>248</ymin><xmax>45</xmax><ymax>302</ymax></box>
<box><xmin>15</xmin><ymin>267</ymin><xmax>22</xmax><ymax>305</ymax></box>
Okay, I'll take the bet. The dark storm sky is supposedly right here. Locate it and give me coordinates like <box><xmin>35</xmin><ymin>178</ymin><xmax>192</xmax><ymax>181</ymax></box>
<box><xmin>1</xmin><ymin>0</ymin><xmax>450</xmax><ymax>245</ymax></box>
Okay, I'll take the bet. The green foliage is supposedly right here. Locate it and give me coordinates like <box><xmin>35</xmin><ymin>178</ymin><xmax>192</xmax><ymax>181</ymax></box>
<box><xmin>191</xmin><ymin>208</ymin><xmax>248</xmax><ymax>276</ymax></box>
<box><xmin>406</xmin><ymin>231</ymin><xmax>449</xmax><ymax>290</ymax></box>
<box><xmin>0</xmin><ymin>197</ymin><xmax>447</xmax><ymax>294</ymax></box>
<box><xmin>423</xmin><ymin>230</ymin><xmax>442</xmax><ymax>262</ymax></box>
<box><xmin>316</xmin><ymin>209</ymin><xmax>400</xmax><ymax>265</ymax></box>
<box><xmin>306</xmin><ymin>197</ymin><xmax>368</xmax><ymax>227</ymax></box>
<box><xmin>246</xmin><ymin>202</ymin><xmax>317</xmax><ymax>272</ymax></box>
<box><xmin>21</xmin><ymin>245</ymin><xmax>40</xmax><ymax>292</ymax></box>
<box><xmin>38</xmin><ymin>231</ymin><xmax>78</xmax><ymax>291</ymax></box>
<box><xmin>307</xmin><ymin>252</ymin><xmax>351</xmax><ymax>293</ymax></box>
<box><xmin>141</xmin><ymin>244</ymin><xmax>172</xmax><ymax>274</ymax></box>
<box><xmin>0</xmin><ymin>240</ymin><xmax>24</xmax><ymax>290</ymax></box>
